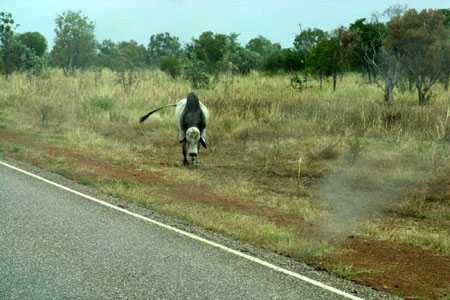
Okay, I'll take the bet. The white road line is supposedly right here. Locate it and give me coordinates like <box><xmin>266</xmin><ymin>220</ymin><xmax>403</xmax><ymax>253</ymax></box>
<box><xmin>0</xmin><ymin>160</ymin><xmax>363</xmax><ymax>300</ymax></box>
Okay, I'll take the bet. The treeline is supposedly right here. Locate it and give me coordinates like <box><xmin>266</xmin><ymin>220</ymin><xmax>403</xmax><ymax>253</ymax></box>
<box><xmin>0</xmin><ymin>8</ymin><xmax>449</xmax><ymax>103</ymax></box>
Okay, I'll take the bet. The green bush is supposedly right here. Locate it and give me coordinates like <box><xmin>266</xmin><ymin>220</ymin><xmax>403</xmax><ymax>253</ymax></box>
<box><xmin>184</xmin><ymin>60</ymin><xmax>210</xmax><ymax>89</ymax></box>
<box><xmin>160</xmin><ymin>55</ymin><xmax>183</xmax><ymax>79</ymax></box>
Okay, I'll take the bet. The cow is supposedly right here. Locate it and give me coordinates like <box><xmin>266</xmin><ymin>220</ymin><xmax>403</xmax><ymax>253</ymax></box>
<box><xmin>139</xmin><ymin>92</ymin><xmax>209</xmax><ymax>165</ymax></box>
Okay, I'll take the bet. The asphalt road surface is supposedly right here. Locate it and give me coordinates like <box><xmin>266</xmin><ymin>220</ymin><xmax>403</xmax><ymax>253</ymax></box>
<box><xmin>0</xmin><ymin>161</ymin><xmax>367</xmax><ymax>300</ymax></box>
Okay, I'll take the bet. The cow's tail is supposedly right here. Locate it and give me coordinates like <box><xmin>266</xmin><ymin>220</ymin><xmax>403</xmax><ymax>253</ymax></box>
<box><xmin>139</xmin><ymin>104</ymin><xmax>177</xmax><ymax>123</ymax></box>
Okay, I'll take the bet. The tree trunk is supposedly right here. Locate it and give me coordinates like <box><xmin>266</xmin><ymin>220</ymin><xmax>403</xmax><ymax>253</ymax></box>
<box><xmin>418</xmin><ymin>89</ymin><xmax>426</xmax><ymax>105</ymax></box>
<box><xmin>384</xmin><ymin>77</ymin><xmax>394</xmax><ymax>103</ymax></box>
<box><xmin>319</xmin><ymin>73</ymin><xmax>323</xmax><ymax>90</ymax></box>
<box><xmin>416</xmin><ymin>79</ymin><xmax>428</xmax><ymax>105</ymax></box>
<box><xmin>332</xmin><ymin>72</ymin><xmax>337</xmax><ymax>92</ymax></box>
<box><xmin>444</xmin><ymin>73</ymin><xmax>449</xmax><ymax>91</ymax></box>
<box><xmin>408</xmin><ymin>78</ymin><xmax>414</xmax><ymax>91</ymax></box>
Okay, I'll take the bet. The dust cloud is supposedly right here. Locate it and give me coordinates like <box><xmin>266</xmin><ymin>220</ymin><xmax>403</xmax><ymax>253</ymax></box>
<box><xmin>317</xmin><ymin>141</ymin><xmax>450</xmax><ymax>239</ymax></box>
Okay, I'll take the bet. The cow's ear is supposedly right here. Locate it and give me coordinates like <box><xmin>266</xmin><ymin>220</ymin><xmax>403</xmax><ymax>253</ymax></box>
<box><xmin>180</xmin><ymin>137</ymin><xmax>186</xmax><ymax>144</ymax></box>
<box><xmin>200</xmin><ymin>137</ymin><xmax>207</xmax><ymax>148</ymax></box>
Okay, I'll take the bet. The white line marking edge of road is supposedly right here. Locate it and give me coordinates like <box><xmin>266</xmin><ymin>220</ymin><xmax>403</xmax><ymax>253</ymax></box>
<box><xmin>0</xmin><ymin>160</ymin><xmax>363</xmax><ymax>300</ymax></box>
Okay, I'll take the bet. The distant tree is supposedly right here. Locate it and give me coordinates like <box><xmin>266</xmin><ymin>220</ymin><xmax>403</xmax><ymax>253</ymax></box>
<box><xmin>183</xmin><ymin>58</ymin><xmax>210</xmax><ymax>89</ymax></box>
<box><xmin>147</xmin><ymin>32</ymin><xmax>181</xmax><ymax>67</ymax></box>
<box><xmin>110</xmin><ymin>40</ymin><xmax>147</xmax><ymax>94</ymax></box>
<box><xmin>292</xmin><ymin>27</ymin><xmax>328</xmax><ymax>82</ymax></box>
<box><xmin>264</xmin><ymin>48</ymin><xmax>303</xmax><ymax>73</ymax></box>
<box><xmin>188</xmin><ymin>31</ymin><xmax>238</xmax><ymax>74</ymax></box>
<box><xmin>0</xmin><ymin>13</ymin><xmax>49</xmax><ymax>77</ymax></box>
<box><xmin>307</xmin><ymin>29</ymin><xmax>347</xmax><ymax>91</ymax></box>
<box><xmin>96</xmin><ymin>39</ymin><xmax>147</xmax><ymax>91</ymax></box>
<box><xmin>294</xmin><ymin>27</ymin><xmax>328</xmax><ymax>56</ymax></box>
<box><xmin>0</xmin><ymin>12</ymin><xmax>18</xmax><ymax>77</ymax></box>
<box><xmin>246</xmin><ymin>35</ymin><xmax>281</xmax><ymax>55</ymax></box>
<box><xmin>441</xmin><ymin>49</ymin><xmax>450</xmax><ymax>91</ymax></box>
<box><xmin>117</xmin><ymin>40</ymin><xmax>147</xmax><ymax>69</ymax></box>
<box><xmin>96</xmin><ymin>39</ymin><xmax>121</xmax><ymax>70</ymax></box>
<box><xmin>17</xmin><ymin>32</ymin><xmax>47</xmax><ymax>57</ymax></box>
<box><xmin>51</xmin><ymin>11</ymin><xmax>96</xmax><ymax>73</ymax></box>
<box><xmin>308</xmin><ymin>38</ymin><xmax>335</xmax><ymax>89</ymax></box>
<box><xmin>160</xmin><ymin>55</ymin><xmax>183</xmax><ymax>78</ymax></box>
<box><xmin>246</xmin><ymin>35</ymin><xmax>281</xmax><ymax>70</ymax></box>
<box><xmin>230</xmin><ymin>46</ymin><xmax>260</xmax><ymax>74</ymax></box>
<box><xmin>385</xmin><ymin>9</ymin><xmax>450</xmax><ymax>104</ymax></box>
<box><xmin>264</xmin><ymin>50</ymin><xmax>285</xmax><ymax>73</ymax></box>
<box><xmin>97</xmin><ymin>39</ymin><xmax>147</xmax><ymax>71</ymax></box>
<box><xmin>346</xmin><ymin>18</ymin><xmax>386</xmax><ymax>82</ymax></box>
<box><xmin>438</xmin><ymin>8</ymin><xmax>450</xmax><ymax>26</ymax></box>
<box><xmin>282</xmin><ymin>48</ymin><xmax>304</xmax><ymax>72</ymax></box>
<box><xmin>438</xmin><ymin>9</ymin><xmax>450</xmax><ymax>90</ymax></box>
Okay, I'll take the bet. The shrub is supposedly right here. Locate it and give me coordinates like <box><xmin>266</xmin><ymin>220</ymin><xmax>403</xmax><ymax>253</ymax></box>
<box><xmin>184</xmin><ymin>60</ymin><xmax>210</xmax><ymax>89</ymax></box>
<box><xmin>160</xmin><ymin>55</ymin><xmax>183</xmax><ymax>79</ymax></box>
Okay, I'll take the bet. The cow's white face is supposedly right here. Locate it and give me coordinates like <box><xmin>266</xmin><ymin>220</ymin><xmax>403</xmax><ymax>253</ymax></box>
<box><xmin>186</xmin><ymin>127</ymin><xmax>201</xmax><ymax>161</ymax></box>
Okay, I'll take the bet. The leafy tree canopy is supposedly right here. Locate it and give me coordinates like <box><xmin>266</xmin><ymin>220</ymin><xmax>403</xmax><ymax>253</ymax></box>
<box><xmin>188</xmin><ymin>31</ymin><xmax>240</xmax><ymax>73</ymax></box>
<box><xmin>385</xmin><ymin>9</ymin><xmax>450</xmax><ymax>104</ymax></box>
<box><xmin>147</xmin><ymin>32</ymin><xmax>181</xmax><ymax>66</ymax></box>
<box><xmin>246</xmin><ymin>35</ymin><xmax>280</xmax><ymax>57</ymax></box>
<box><xmin>17</xmin><ymin>31</ymin><xmax>47</xmax><ymax>57</ymax></box>
<box><xmin>51</xmin><ymin>10</ymin><xmax>96</xmax><ymax>72</ymax></box>
<box><xmin>294</xmin><ymin>27</ymin><xmax>328</xmax><ymax>55</ymax></box>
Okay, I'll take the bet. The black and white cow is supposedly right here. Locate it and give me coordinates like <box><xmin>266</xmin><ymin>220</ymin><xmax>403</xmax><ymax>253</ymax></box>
<box><xmin>139</xmin><ymin>92</ymin><xmax>209</xmax><ymax>165</ymax></box>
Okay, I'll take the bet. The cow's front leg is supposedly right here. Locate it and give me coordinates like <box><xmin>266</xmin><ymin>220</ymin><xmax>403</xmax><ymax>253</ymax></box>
<box><xmin>182</xmin><ymin>142</ymin><xmax>188</xmax><ymax>165</ymax></box>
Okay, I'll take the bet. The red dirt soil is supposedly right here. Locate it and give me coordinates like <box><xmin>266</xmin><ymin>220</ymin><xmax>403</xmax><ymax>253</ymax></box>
<box><xmin>320</xmin><ymin>238</ymin><xmax>450</xmax><ymax>300</ymax></box>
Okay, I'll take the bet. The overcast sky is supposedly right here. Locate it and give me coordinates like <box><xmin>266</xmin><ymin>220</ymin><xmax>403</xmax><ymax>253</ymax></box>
<box><xmin>2</xmin><ymin>0</ymin><xmax>449</xmax><ymax>48</ymax></box>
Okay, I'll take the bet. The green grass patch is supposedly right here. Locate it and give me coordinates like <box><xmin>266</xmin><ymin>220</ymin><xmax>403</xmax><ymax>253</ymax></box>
<box><xmin>89</xmin><ymin>96</ymin><xmax>115</xmax><ymax>112</ymax></box>
<box><xmin>329</xmin><ymin>263</ymin><xmax>379</xmax><ymax>281</ymax></box>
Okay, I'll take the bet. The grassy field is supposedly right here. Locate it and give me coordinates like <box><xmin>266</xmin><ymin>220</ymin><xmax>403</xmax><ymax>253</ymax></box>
<box><xmin>1</xmin><ymin>69</ymin><xmax>449</xmax><ymax>299</ymax></box>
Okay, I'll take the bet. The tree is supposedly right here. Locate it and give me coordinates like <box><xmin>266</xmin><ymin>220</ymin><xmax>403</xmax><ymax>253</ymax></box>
<box><xmin>282</xmin><ymin>48</ymin><xmax>304</xmax><ymax>72</ymax></box>
<box><xmin>293</xmin><ymin>27</ymin><xmax>328</xmax><ymax>82</ymax></box>
<box><xmin>147</xmin><ymin>32</ymin><xmax>181</xmax><ymax>67</ymax></box>
<box><xmin>96</xmin><ymin>39</ymin><xmax>147</xmax><ymax>92</ymax></box>
<box><xmin>346</xmin><ymin>18</ymin><xmax>386</xmax><ymax>82</ymax></box>
<box><xmin>188</xmin><ymin>31</ymin><xmax>239</xmax><ymax>74</ymax></box>
<box><xmin>183</xmin><ymin>59</ymin><xmax>210</xmax><ymax>89</ymax></box>
<box><xmin>230</xmin><ymin>47</ymin><xmax>260</xmax><ymax>74</ymax></box>
<box><xmin>96</xmin><ymin>39</ymin><xmax>121</xmax><ymax>70</ymax></box>
<box><xmin>307</xmin><ymin>29</ymin><xmax>347</xmax><ymax>91</ymax></box>
<box><xmin>0</xmin><ymin>13</ymin><xmax>48</xmax><ymax>77</ymax></box>
<box><xmin>385</xmin><ymin>9</ymin><xmax>450</xmax><ymax>104</ymax></box>
<box><xmin>264</xmin><ymin>48</ymin><xmax>303</xmax><ymax>73</ymax></box>
<box><xmin>0</xmin><ymin>12</ymin><xmax>17</xmax><ymax>77</ymax></box>
<box><xmin>117</xmin><ymin>40</ymin><xmax>147</xmax><ymax>69</ymax></box>
<box><xmin>246</xmin><ymin>36</ymin><xmax>280</xmax><ymax>54</ymax></box>
<box><xmin>51</xmin><ymin>11</ymin><xmax>96</xmax><ymax>73</ymax></box>
<box><xmin>160</xmin><ymin>55</ymin><xmax>183</xmax><ymax>78</ymax></box>
<box><xmin>264</xmin><ymin>50</ymin><xmax>286</xmax><ymax>73</ymax></box>
<box><xmin>17</xmin><ymin>32</ymin><xmax>47</xmax><ymax>57</ymax></box>
<box><xmin>246</xmin><ymin>35</ymin><xmax>281</xmax><ymax>70</ymax></box>
<box><xmin>438</xmin><ymin>9</ymin><xmax>450</xmax><ymax>90</ymax></box>
<box><xmin>294</xmin><ymin>27</ymin><xmax>328</xmax><ymax>56</ymax></box>
<box><xmin>308</xmin><ymin>39</ymin><xmax>335</xmax><ymax>89</ymax></box>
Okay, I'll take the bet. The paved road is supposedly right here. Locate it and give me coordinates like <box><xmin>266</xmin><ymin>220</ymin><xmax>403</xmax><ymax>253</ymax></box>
<box><xmin>0</xmin><ymin>162</ymin><xmax>356</xmax><ymax>300</ymax></box>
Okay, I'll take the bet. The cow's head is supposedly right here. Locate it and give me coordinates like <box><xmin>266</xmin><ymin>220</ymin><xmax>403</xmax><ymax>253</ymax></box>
<box><xmin>182</xmin><ymin>127</ymin><xmax>207</xmax><ymax>164</ymax></box>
